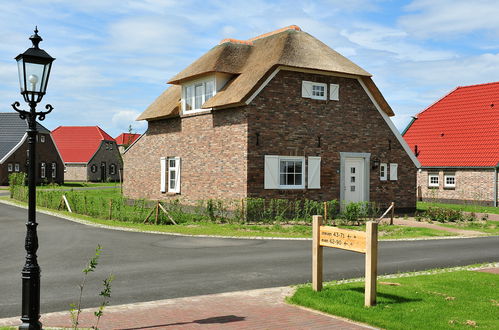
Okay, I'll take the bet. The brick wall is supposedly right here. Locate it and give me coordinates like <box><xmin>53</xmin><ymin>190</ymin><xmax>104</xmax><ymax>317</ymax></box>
<box><xmin>0</xmin><ymin>133</ymin><xmax>64</xmax><ymax>185</ymax></box>
<box><xmin>64</xmin><ymin>164</ymin><xmax>87</xmax><ymax>181</ymax></box>
<box><xmin>123</xmin><ymin>108</ymin><xmax>248</xmax><ymax>204</ymax></box>
<box><xmin>124</xmin><ymin>69</ymin><xmax>417</xmax><ymax>210</ymax></box>
<box><xmin>418</xmin><ymin>169</ymin><xmax>499</xmax><ymax>205</ymax></box>
<box><xmin>246</xmin><ymin>70</ymin><xmax>417</xmax><ymax>210</ymax></box>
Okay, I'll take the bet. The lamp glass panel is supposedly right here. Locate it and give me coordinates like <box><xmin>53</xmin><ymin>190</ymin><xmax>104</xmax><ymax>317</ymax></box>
<box><xmin>17</xmin><ymin>59</ymin><xmax>25</xmax><ymax>92</ymax></box>
<box><xmin>24</xmin><ymin>62</ymin><xmax>45</xmax><ymax>93</ymax></box>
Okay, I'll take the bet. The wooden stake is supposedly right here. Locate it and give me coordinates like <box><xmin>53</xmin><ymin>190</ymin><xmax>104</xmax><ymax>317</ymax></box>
<box><xmin>312</xmin><ymin>215</ymin><xmax>323</xmax><ymax>292</ymax></box>
<box><xmin>155</xmin><ymin>201</ymin><xmax>159</xmax><ymax>225</ymax></box>
<box><xmin>323</xmin><ymin>202</ymin><xmax>328</xmax><ymax>223</ymax></box>
<box><xmin>108</xmin><ymin>199</ymin><xmax>113</xmax><ymax>220</ymax></box>
<box><xmin>241</xmin><ymin>198</ymin><xmax>245</xmax><ymax>222</ymax></box>
<box><xmin>143</xmin><ymin>207</ymin><xmax>155</xmax><ymax>224</ymax></box>
<box><xmin>158</xmin><ymin>202</ymin><xmax>177</xmax><ymax>225</ymax></box>
<box><xmin>390</xmin><ymin>202</ymin><xmax>395</xmax><ymax>225</ymax></box>
<box><xmin>365</xmin><ymin>221</ymin><xmax>378</xmax><ymax>306</ymax></box>
<box><xmin>62</xmin><ymin>195</ymin><xmax>72</xmax><ymax>213</ymax></box>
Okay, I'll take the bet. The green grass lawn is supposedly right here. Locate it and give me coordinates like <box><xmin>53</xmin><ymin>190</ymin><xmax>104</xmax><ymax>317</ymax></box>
<box><xmin>418</xmin><ymin>201</ymin><xmax>499</xmax><ymax>215</ymax></box>
<box><xmin>439</xmin><ymin>220</ymin><xmax>499</xmax><ymax>235</ymax></box>
<box><xmin>289</xmin><ymin>270</ymin><xmax>499</xmax><ymax>329</ymax></box>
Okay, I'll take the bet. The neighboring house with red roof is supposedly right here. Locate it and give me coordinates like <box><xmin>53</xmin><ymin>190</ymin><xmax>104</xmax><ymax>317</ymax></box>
<box><xmin>0</xmin><ymin>113</ymin><xmax>63</xmax><ymax>185</ymax></box>
<box><xmin>403</xmin><ymin>82</ymin><xmax>499</xmax><ymax>206</ymax></box>
<box><xmin>114</xmin><ymin>133</ymin><xmax>141</xmax><ymax>154</ymax></box>
<box><xmin>52</xmin><ymin>126</ymin><xmax>122</xmax><ymax>182</ymax></box>
<box><xmin>124</xmin><ymin>26</ymin><xmax>419</xmax><ymax>211</ymax></box>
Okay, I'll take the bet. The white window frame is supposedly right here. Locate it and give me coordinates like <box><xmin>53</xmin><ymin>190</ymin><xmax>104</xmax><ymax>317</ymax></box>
<box><xmin>428</xmin><ymin>173</ymin><xmax>439</xmax><ymax>187</ymax></box>
<box><xmin>40</xmin><ymin>135</ymin><xmax>45</xmax><ymax>143</ymax></box>
<box><xmin>302</xmin><ymin>81</ymin><xmax>327</xmax><ymax>100</ymax></box>
<box><xmin>41</xmin><ymin>162</ymin><xmax>46</xmax><ymax>179</ymax></box>
<box><xmin>109</xmin><ymin>163</ymin><xmax>116</xmax><ymax>175</ymax></box>
<box><xmin>167</xmin><ymin>157</ymin><xmax>181</xmax><ymax>193</ymax></box>
<box><xmin>444</xmin><ymin>174</ymin><xmax>456</xmax><ymax>188</ymax></box>
<box><xmin>52</xmin><ymin>162</ymin><xmax>56</xmax><ymax>179</ymax></box>
<box><xmin>182</xmin><ymin>77</ymin><xmax>216</xmax><ymax>114</ymax></box>
<box><xmin>14</xmin><ymin>163</ymin><xmax>20</xmax><ymax>172</ymax></box>
<box><xmin>380</xmin><ymin>163</ymin><xmax>387</xmax><ymax>181</ymax></box>
<box><xmin>278</xmin><ymin>156</ymin><xmax>305</xmax><ymax>189</ymax></box>
<box><xmin>8</xmin><ymin>163</ymin><xmax>13</xmax><ymax>172</ymax></box>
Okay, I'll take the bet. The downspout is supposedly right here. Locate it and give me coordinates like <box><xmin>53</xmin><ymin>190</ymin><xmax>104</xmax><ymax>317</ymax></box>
<box><xmin>494</xmin><ymin>163</ymin><xmax>499</xmax><ymax>207</ymax></box>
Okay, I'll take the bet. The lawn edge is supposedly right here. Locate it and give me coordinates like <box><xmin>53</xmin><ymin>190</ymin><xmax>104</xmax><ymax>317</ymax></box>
<box><xmin>1</xmin><ymin>197</ymin><xmax>496</xmax><ymax>241</ymax></box>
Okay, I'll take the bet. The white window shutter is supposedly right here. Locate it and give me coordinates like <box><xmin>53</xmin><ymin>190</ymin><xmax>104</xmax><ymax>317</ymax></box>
<box><xmin>302</xmin><ymin>81</ymin><xmax>313</xmax><ymax>98</ymax></box>
<box><xmin>330</xmin><ymin>84</ymin><xmax>339</xmax><ymax>101</ymax></box>
<box><xmin>308</xmin><ymin>157</ymin><xmax>321</xmax><ymax>189</ymax></box>
<box><xmin>160</xmin><ymin>157</ymin><xmax>167</xmax><ymax>192</ymax></box>
<box><xmin>264</xmin><ymin>155</ymin><xmax>279</xmax><ymax>189</ymax></box>
<box><xmin>390</xmin><ymin>163</ymin><xmax>398</xmax><ymax>181</ymax></box>
<box><xmin>380</xmin><ymin>163</ymin><xmax>387</xmax><ymax>181</ymax></box>
<box><xmin>174</xmin><ymin>157</ymin><xmax>181</xmax><ymax>193</ymax></box>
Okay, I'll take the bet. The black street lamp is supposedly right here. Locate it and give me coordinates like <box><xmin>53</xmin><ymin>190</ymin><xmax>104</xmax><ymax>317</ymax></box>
<box><xmin>12</xmin><ymin>27</ymin><xmax>55</xmax><ymax>330</ymax></box>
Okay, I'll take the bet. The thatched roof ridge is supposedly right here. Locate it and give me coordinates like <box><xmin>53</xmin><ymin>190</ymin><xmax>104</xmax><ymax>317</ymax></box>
<box><xmin>139</xmin><ymin>26</ymin><xmax>393</xmax><ymax>121</ymax></box>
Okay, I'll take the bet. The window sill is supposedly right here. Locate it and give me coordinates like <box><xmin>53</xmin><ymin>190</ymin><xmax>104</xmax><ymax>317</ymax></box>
<box><xmin>443</xmin><ymin>187</ymin><xmax>456</xmax><ymax>190</ymax></box>
<box><xmin>427</xmin><ymin>186</ymin><xmax>439</xmax><ymax>189</ymax></box>
<box><xmin>181</xmin><ymin>108</ymin><xmax>212</xmax><ymax>118</ymax></box>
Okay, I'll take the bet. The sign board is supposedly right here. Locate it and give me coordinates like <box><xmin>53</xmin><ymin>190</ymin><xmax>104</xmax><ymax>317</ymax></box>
<box><xmin>319</xmin><ymin>226</ymin><xmax>366</xmax><ymax>253</ymax></box>
<box><xmin>312</xmin><ymin>215</ymin><xmax>378</xmax><ymax>306</ymax></box>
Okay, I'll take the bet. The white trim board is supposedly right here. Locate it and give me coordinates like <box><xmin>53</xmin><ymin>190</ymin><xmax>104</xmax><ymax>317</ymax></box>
<box><xmin>244</xmin><ymin>65</ymin><xmax>420</xmax><ymax>169</ymax></box>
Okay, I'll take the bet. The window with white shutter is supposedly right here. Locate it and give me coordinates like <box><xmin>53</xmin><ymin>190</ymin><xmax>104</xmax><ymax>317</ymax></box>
<box><xmin>160</xmin><ymin>157</ymin><xmax>167</xmax><ymax>193</ymax></box>
<box><xmin>302</xmin><ymin>81</ymin><xmax>327</xmax><ymax>100</ymax></box>
<box><xmin>168</xmin><ymin>157</ymin><xmax>181</xmax><ymax>193</ymax></box>
<box><xmin>380</xmin><ymin>163</ymin><xmax>387</xmax><ymax>181</ymax></box>
<box><xmin>308</xmin><ymin>157</ymin><xmax>321</xmax><ymax>189</ymax></box>
<box><xmin>389</xmin><ymin>163</ymin><xmax>398</xmax><ymax>181</ymax></box>
<box><xmin>330</xmin><ymin>84</ymin><xmax>339</xmax><ymax>101</ymax></box>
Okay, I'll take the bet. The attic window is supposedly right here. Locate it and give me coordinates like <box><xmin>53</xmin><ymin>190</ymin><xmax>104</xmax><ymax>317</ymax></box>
<box><xmin>183</xmin><ymin>78</ymin><xmax>215</xmax><ymax>113</ymax></box>
<box><xmin>302</xmin><ymin>81</ymin><xmax>327</xmax><ymax>100</ymax></box>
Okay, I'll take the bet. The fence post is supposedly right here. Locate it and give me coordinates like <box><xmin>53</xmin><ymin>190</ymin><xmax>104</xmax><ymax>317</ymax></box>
<box><xmin>155</xmin><ymin>201</ymin><xmax>160</xmax><ymax>224</ymax></box>
<box><xmin>365</xmin><ymin>221</ymin><xmax>378</xmax><ymax>306</ymax></box>
<box><xmin>323</xmin><ymin>202</ymin><xmax>328</xmax><ymax>223</ymax></box>
<box><xmin>312</xmin><ymin>215</ymin><xmax>323</xmax><ymax>291</ymax></box>
<box><xmin>108</xmin><ymin>199</ymin><xmax>113</xmax><ymax>220</ymax></box>
<box><xmin>390</xmin><ymin>202</ymin><xmax>395</xmax><ymax>225</ymax></box>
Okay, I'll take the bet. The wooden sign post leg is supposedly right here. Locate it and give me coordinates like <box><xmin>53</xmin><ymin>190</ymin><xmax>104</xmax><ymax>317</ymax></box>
<box><xmin>365</xmin><ymin>221</ymin><xmax>378</xmax><ymax>306</ymax></box>
<box><xmin>312</xmin><ymin>215</ymin><xmax>323</xmax><ymax>292</ymax></box>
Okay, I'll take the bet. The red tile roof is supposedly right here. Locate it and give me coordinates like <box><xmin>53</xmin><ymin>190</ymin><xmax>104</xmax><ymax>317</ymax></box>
<box><xmin>51</xmin><ymin>126</ymin><xmax>115</xmax><ymax>163</ymax></box>
<box><xmin>114</xmin><ymin>133</ymin><xmax>141</xmax><ymax>146</ymax></box>
<box><xmin>403</xmin><ymin>81</ymin><xmax>499</xmax><ymax>167</ymax></box>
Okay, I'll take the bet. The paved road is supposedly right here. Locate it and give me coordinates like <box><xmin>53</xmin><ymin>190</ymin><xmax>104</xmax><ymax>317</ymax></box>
<box><xmin>1</xmin><ymin>202</ymin><xmax>498</xmax><ymax>318</ymax></box>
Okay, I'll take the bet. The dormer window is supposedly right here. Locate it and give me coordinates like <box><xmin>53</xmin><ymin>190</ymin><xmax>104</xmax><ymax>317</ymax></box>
<box><xmin>183</xmin><ymin>78</ymin><xmax>215</xmax><ymax>113</ymax></box>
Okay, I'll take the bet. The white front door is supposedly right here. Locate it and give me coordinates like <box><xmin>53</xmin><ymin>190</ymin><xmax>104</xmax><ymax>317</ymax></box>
<box><xmin>344</xmin><ymin>157</ymin><xmax>365</xmax><ymax>204</ymax></box>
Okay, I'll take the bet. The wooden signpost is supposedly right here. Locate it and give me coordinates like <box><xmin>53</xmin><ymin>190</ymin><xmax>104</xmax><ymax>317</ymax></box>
<box><xmin>312</xmin><ymin>215</ymin><xmax>378</xmax><ymax>306</ymax></box>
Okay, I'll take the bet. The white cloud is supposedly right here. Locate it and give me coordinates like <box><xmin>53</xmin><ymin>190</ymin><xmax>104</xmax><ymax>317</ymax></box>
<box><xmin>112</xmin><ymin>110</ymin><xmax>147</xmax><ymax>133</ymax></box>
<box><xmin>341</xmin><ymin>24</ymin><xmax>456</xmax><ymax>61</ymax></box>
<box><xmin>400</xmin><ymin>0</ymin><xmax>499</xmax><ymax>39</ymax></box>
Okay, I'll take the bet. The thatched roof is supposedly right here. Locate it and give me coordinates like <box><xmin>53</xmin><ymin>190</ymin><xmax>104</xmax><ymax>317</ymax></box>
<box><xmin>138</xmin><ymin>26</ymin><xmax>393</xmax><ymax>121</ymax></box>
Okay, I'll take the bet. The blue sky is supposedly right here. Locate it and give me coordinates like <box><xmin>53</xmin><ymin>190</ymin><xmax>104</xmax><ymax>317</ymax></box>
<box><xmin>1</xmin><ymin>0</ymin><xmax>499</xmax><ymax>137</ymax></box>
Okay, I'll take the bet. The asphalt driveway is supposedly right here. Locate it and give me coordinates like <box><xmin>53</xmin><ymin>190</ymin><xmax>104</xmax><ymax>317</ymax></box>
<box><xmin>1</xmin><ymin>201</ymin><xmax>498</xmax><ymax>318</ymax></box>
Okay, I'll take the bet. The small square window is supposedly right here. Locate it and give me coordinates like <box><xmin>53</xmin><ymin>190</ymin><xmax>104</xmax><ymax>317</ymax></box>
<box><xmin>444</xmin><ymin>174</ymin><xmax>456</xmax><ymax>188</ymax></box>
<box><xmin>15</xmin><ymin>163</ymin><xmax>20</xmax><ymax>172</ymax></box>
<box><xmin>40</xmin><ymin>135</ymin><xmax>45</xmax><ymax>143</ymax></box>
<box><xmin>7</xmin><ymin>164</ymin><xmax>13</xmax><ymax>172</ymax></box>
<box><xmin>428</xmin><ymin>174</ymin><xmax>439</xmax><ymax>187</ymax></box>
<box><xmin>278</xmin><ymin>157</ymin><xmax>305</xmax><ymax>189</ymax></box>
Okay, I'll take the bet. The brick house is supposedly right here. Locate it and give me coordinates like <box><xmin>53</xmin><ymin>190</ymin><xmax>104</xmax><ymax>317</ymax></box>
<box><xmin>124</xmin><ymin>26</ymin><xmax>419</xmax><ymax>211</ymax></box>
<box><xmin>0</xmin><ymin>113</ymin><xmax>64</xmax><ymax>185</ymax></box>
<box><xmin>52</xmin><ymin>126</ymin><xmax>123</xmax><ymax>182</ymax></box>
<box><xmin>403</xmin><ymin>82</ymin><xmax>499</xmax><ymax>206</ymax></box>
<box><xmin>114</xmin><ymin>133</ymin><xmax>141</xmax><ymax>154</ymax></box>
